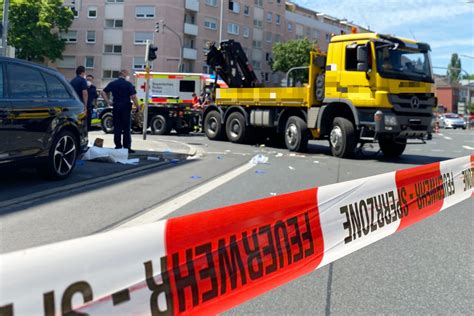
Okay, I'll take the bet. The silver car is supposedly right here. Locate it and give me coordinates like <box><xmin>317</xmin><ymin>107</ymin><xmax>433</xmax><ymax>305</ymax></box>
<box><xmin>440</xmin><ymin>113</ymin><xmax>467</xmax><ymax>129</ymax></box>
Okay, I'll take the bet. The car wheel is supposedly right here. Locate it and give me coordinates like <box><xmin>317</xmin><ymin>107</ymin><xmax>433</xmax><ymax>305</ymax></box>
<box><xmin>285</xmin><ymin>116</ymin><xmax>309</xmax><ymax>152</ymax></box>
<box><xmin>379</xmin><ymin>136</ymin><xmax>407</xmax><ymax>158</ymax></box>
<box><xmin>150</xmin><ymin>115</ymin><xmax>172</xmax><ymax>135</ymax></box>
<box><xmin>226</xmin><ymin>112</ymin><xmax>248</xmax><ymax>143</ymax></box>
<box><xmin>100</xmin><ymin>113</ymin><xmax>114</xmax><ymax>134</ymax></box>
<box><xmin>38</xmin><ymin>130</ymin><xmax>78</xmax><ymax>180</ymax></box>
<box><xmin>329</xmin><ymin>117</ymin><xmax>356</xmax><ymax>158</ymax></box>
<box><xmin>204</xmin><ymin>110</ymin><xmax>225</xmax><ymax>140</ymax></box>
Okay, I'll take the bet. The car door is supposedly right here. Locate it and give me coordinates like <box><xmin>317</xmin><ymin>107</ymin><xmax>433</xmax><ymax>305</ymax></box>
<box><xmin>6</xmin><ymin>62</ymin><xmax>52</xmax><ymax>159</ymax></box>
<box><xmin>0</xmin><ymin>62</ymin><xmax>12</xmax><ymax>161</ymax></box>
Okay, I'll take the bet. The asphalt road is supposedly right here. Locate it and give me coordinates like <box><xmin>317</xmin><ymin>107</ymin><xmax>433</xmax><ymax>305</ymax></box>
<box><xmin>1</xmin><ymin>128</ymin><xmax>473</xmax><ymax>314</ymax></box>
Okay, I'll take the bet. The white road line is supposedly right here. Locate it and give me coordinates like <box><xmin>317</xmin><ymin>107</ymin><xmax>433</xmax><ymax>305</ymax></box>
<box><xmin>462</xmin><ymin>145</ymin><xmax>474</xmax><ymax>150</ymax></box>
<box><xmin>444</xmin><ymin>136</ymin><xmax>453</xmax><ymax>140</ymax></box>
<box><xmin>115</xmin><ymin>162</ymin><xmax>255</xmax><ymax>229</ymax></box>
<box><xmin>431</xmin><ymin>149</ymin><xmax>445</xmax><ymax>152</ymax></box>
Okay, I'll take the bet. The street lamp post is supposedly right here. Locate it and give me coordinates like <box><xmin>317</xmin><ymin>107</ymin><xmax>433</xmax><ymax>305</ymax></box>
<box><xmin>160</xmin><ymin>21</ymin><xmax>184</xmax><ymax>72</ymax></box>
<box><xmin>1</xmin><ymin>0</ymin><xmax>10</xmax><ymax>57</ymax></box>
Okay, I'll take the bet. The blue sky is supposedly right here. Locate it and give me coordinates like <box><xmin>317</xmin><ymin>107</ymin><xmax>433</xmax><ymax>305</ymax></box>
<box><xmin>294</xmin><ymin>0</ymin><xmax>474</xmax><ymax>76</ymax></box>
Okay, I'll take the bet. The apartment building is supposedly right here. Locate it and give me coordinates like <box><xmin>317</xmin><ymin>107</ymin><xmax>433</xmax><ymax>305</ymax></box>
<box><xmin>55</xmin><ymin>0</ymin><xmax>369</xmax><ymax>88</ymax></box>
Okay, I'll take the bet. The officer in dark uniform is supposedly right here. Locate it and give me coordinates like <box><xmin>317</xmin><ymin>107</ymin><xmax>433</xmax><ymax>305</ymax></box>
<box><xmin>100</xmin><ymin>70</ymin><xmax>139</xmax><ymax>153</ymax></box>
<box><xmin>86</xmin><ymin>74</ymin><xmax>98</xmax><ymax>130</ymax></box>
<box><xmin>70</xmin><ymin>66</ymin><xmax>89</xmax><ymax>109</ymax></box>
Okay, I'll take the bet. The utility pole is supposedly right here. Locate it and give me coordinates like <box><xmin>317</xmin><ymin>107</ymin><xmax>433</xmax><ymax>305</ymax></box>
<box><xmin>143</xmin><ymin>40</ymin><xmax>151</xmax><ymax>140</ymax></box>
<box><xmin>219</xmin><ymin>0</ymin><xmax>224</xmax><ymax>43</ymax></box>
<box><xmin>1</xmin><ymin>0</ymin><xmax>10</xmax><ymax>57</ymax></box>
<box><xmin>159</xmin><ymin>20</ymin><xmax>183</xmax><ymax>72</ymax></box>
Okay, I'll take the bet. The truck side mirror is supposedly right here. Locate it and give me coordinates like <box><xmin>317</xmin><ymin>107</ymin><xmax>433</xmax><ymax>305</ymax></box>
<box><xmin>357</xmin><ymin>62</ymin><xmax>368</xmax><ymax>72</ymax></box>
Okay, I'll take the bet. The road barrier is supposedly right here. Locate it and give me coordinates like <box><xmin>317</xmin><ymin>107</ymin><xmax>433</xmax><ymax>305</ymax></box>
<box><xmin>1</xmin><ymin>156</ymin><xmax>472</xmax><ymax>315</ymax></box>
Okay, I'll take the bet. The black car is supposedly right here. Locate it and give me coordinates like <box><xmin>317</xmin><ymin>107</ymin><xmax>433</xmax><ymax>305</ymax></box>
<box><xmin>0</xmin><ymin>57</ymin><xmax>88</xmax><ymax>179</ymax></box>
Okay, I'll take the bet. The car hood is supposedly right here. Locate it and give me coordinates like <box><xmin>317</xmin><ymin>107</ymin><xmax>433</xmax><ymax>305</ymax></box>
<box><xmin>444</xmin><ymin>118</ymin><xmax>464</xmax><ymax>123</ymax></box>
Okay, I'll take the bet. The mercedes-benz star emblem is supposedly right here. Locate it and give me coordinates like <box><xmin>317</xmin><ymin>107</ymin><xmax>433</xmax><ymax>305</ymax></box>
<box><xmin>410</xmin><ymin>96</ymin><xmax>420</xmax><ymax>109</ymax></box>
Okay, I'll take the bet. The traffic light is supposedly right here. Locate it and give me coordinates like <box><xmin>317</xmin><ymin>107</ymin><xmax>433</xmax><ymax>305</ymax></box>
<box><xmin>155</xmin><ymin>21</ymin><xmax>160</xmax><ymax>33</ymax></box>
<box><xmin>148</xmin><ymin>45</ymin><xmax>158</xmax><ymax>61</ymax></box>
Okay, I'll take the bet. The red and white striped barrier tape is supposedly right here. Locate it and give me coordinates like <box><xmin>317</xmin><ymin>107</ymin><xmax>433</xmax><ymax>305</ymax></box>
<box><xmin>1</xmin><ymin>156</ymin><xmax>472</xmax><ymax>315</ymax></box>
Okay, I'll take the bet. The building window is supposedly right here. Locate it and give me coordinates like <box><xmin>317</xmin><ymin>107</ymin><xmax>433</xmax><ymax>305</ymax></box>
<box><xmin>205</xmin><ymin>0</ymin><xmax>217</xmax><ymax>6</ymax></box>
<box><xmin>288</xmin><ymin>22</ymin><xmax>293</xmax><ymax>32</ymax></box>
<box><xmin>252</xmin><ymin>60</ymin><xmax>261</xmax><ymax>69</ymax></box>
<box><xmin>203</xmin><ymin>65</ymin><xmax>212</xmax><ymax>74</ymax></box>
<box><xmin>204</xmin><ymin>18</ymin><xmax>218</xmax><ymax>30</ymax></box>
<box><xmin>275</xmin><ymin>14</ymin><xmax>281</xmax><ymax>25</ymax></box>
<box><xmin>227</xmin><ymin>23</ymin><xmax>239</xmax><ymax>35</ymax></box>
<box><xmin>274</xmin><ymin>34</ymin><xmax>281</xmax><ymax>42</ymax></box>
<box><xmin>265</xmin><ymin>52</ymin><xmax>271</xmax><ymax>61</ymax></box>
<box><xmin>266</xmin><ymin>12</ymin><xmax>272</xmax><ymax>22</ymax></box>
<box><xmin>88</xmin><ymin>6</ymin><xmax>97</xmax><ymax>18</ymax></box>
<box><xmin>265</xmin><ymin>32</ymin><xmax>272</xmax><ymax>43</ymax></box>
<box><xmin>133</xmin><ymin>57</ymin><xmax>150</xmax><ymax>70</ymax></box>
<box><xmin>228</xmin><ymin>1</ymin><xmax>240</xmax><ymax>13</ymax></box>
<box><xmin>134</xmin><ymin>32</ymin><xmax>154</xmax><ymax>45</ymax></box>
<box><xmin>276</xmin><ymin>0</ymin><xmax>281</xmax><ymax>3</ymax></box>
<box><xmin>254</xmin><ymin>0</ymin><xmax>263</xmax><ymax>7</ymax></box>
<box><xmin>57</xmin><ymin>56</ymin><xmax>76</xmax><ymax>69</ymax></box>
<box><xmin>104</xmin><ymin>44</ymin><xmax>122</xmax><ymax>54</ymax></box>
<box><xmin>135</xmin><ymin>6</ymin><xmax>155</xmax><ymax>19</ymax></box>
<box><xmin>105</xmin><ymin>19</ymin><xmax>123</xmax><ymax>28</ymax></box>
<box><xmin>244</xmin><ymin>5</ymin><xmax>250</xmax><ymax>15</ymax></box>
<box><xmin>86</xmin><ymin>31</ymin><xmax>96</xmax><ymax>43</ymax></box>
<box><xmin>85</xmin><ymin>56</ymin><xmax>94</xmax><ymax>69</ymax></box>
<box><xmin>243</xmin><ymin>26</ymin><xmax>250</xmax><ymax>38</ymax></box>
<box><xmin>66</xmin><ymin>5</ymin><xmax>79</xmax><ymax>18</ymax></box>
<box><xmin>253</xmin><ymin>19</ymin><xmax>262</xmax><ymax>29</ymax></box>
<box><xmin>106</xmin><ymin>0</ymin><xmax>124</xmax><ymax>3</ymax></box>
<box><xmin>265</xmin><ymin>72</ymin><xmax>269</xmax><ymax>82</ymax></box>
<box><xmin>61</xmin><ymin>31</ymin><xmax>77</xmax><ymax>43</ymax></box>
<box><xmin>252</xmin><ymin>40</ymin><xmax>262</xmax><ymax>49</ymax></box>
<box><xmin>103</xmin><ymin>70</ymin><xmax>121</xmax><ymax>79</ymax></box>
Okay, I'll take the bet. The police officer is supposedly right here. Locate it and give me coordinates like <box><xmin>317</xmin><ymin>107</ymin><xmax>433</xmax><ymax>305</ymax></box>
<box><xmin>86</xmin><ymin>74</ymin><xmax>98</xmax><ymax>130</ymax></box>
<box><xmin>100</xmin><ymin>70</ymin><xmax>139</xmax><ymax>153</ymax></box>
<box><xmin>70</xmin><ymin>66</ymin><xmax>89</xmax><ymax>110</ymax></box>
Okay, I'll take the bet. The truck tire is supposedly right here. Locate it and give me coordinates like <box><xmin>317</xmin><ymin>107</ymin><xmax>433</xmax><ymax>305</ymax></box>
<box><xmin>285</xmin><ymin>116</ymin><xmax>309</xmax><ymax>152</ymax></box>
<box><xmin>379</xmin><ymin>136</ymin><xmax>406</xmax><ymax>158</ymax></box>
<box><xmin>330</xmin><ymin>117</ymin><xmax>356</xmax><ymax>158</ymax></box>
<box><xmin>101</xmin><ymin>113</ymin><xmax>114</xmax><ymax>134</ymax></box>
<box><xmin>204</xmin><ymin>110</ymin><xmax>225</xmax><ymax>140</ymax></box>
<box><xmin>150</xmin><ymin>115</ymin><xmax>171</xmax><ymax>135</ymax></box>
<box><xmin>226</xmin><ymin>112</ymin><xmax>247</xmax><ymax>143</ymax></box>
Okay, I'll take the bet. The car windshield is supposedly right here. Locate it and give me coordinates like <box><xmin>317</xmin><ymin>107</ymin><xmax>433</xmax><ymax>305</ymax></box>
<box><xmin>375</xmin><ymin>42</ymin><xmax>433</xmax><ymax>83</ymax></box>
<box><xmin>445</xmin><ymin>114</ymin><xmax>459</xmax><ymax>118</ymax></box>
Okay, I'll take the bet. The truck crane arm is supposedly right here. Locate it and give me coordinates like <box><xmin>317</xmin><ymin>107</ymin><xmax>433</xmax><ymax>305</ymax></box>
<box><xmin>206</xmin><ymin>40</ymin><xmax>259</xmax><ymax>88</ymax></box>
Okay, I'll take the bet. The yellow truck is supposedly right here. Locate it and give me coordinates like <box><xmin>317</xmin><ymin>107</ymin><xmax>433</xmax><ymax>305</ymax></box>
<box><xmin>204</xmin><ymin>33</ymin><xmax>436</xmax><ymax>158</ymax></box>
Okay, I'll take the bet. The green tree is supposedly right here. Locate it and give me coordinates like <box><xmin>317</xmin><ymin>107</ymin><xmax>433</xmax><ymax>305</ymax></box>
<box><xmin>271</xmin><ymin>38</ymin><xmax>317</xmax><ymax>73</ymax></box>
<box><xmin>447</xmin><ymin>53</ymin><xmax>462</xmax><ymax>83</ymax></box>
<box><xmin>7</xmin><ymin>0</ymin><xmax>74</xmax><ymax>62</ymax></box>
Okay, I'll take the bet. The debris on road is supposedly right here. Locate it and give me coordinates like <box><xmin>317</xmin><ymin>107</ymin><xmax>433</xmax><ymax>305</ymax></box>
<box><xmin>147</xmin><ymin>156</ymin><xmax>162</xmax><ymax>161</ymax></box>
<box><xmin>250</xmin><ymin>154</ymin><xmax>269</xmax><ymax>165</ymax></box>
<box><xmin>255</xmin><ymin>170</ymin><xmax>266</xmax><ymax>174</ymax></box>
<box><xmin>275</xmin><ymin>153</ymin><xmax>284</xmax><ymax>158</ymax></box>
<box><xmin>289</xmin><ymin>166</ymin><xmax>295</xmax><ymax>170</ymax></box>
<box><xmin>190</xmin><ymin>175</ymin><xmax>202</xmax><ymax>180</ymax></box>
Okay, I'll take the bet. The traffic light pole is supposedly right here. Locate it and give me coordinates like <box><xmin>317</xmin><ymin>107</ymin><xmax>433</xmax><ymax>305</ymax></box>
<box><xmin>1</xmin><ymin>0</ymin><xmax>10</xmax><ymax>57</ymax></box>
<box><xmin>142</xmin><ymin>40</ymin><xmax>151</xmax><ymax>140</ymax></box>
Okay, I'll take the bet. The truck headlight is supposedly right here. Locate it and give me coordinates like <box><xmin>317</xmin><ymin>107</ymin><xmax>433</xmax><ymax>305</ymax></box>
<box><xmin>384</xmin><ymin>115</ymin><xmax>398</xmax><ymax>126</ymax></box>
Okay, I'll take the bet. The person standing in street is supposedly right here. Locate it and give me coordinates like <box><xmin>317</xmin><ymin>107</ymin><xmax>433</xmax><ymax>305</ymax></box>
<box><xmin>70</xmin><ymin>66</ymin><xmax>89</xmax><ymax>114</ymax></box>
<box><xmin>100</xmin><ymin>70</ymin><xmax>139</xmax><ymax>154</ymax></box>
<box><xmin>86</xmin><ymin>74</ymin><xmax>98</xmax><ymax>130</ymax></box>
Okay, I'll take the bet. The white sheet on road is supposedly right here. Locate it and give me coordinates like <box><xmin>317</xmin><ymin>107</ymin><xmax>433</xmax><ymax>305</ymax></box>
<box><xmin>82</xmin><ymin>147</ymin><xmax>139</xmax><ymax>165</ymax></box>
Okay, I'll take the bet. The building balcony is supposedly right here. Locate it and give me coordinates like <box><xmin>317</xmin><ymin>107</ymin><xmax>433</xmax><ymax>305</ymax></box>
<box><xmin>185</xmin><ymin>0</ymin><xmax>199</xmax><ymax>12</ymax></box>
<box><xmin>184</xmin><ymin>23</ymin><xmax>198</xmax><ymax>36</ymax></box>
<box><xmin>183</xmin><ymin>48</ymin><xmax>197</xmax><ymax>60</ymax></box>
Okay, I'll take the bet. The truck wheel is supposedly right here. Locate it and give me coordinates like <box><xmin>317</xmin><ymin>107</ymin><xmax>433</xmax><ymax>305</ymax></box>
<box><xmin>100</xmin><ymin>113</ymin><xmax>114</xmax><ymax>134</ymax></box>
<box><xmin>226</xmin><ymin>112</ymin><xmax>247</xmax><ymax>143</ymax></box>
<box><xmin>285</xmin><ymin>116</ymin><xmax>309</xmax><ymax>152</ymax></box>
<box><xmin>330</xmin><ymin>117</ymin><xmax>356</xmax><ymax>158</ymax></box>
<box><xmin>150</xmin><ymin>115</ymin><xmax>171</xmax><ymax>135</ymax></box>
<box><xmin>379</xmin><ymin>136</ymin><xmax>406</xmax><ymax>158</ymax></box>
<box><xmin>204</xmin><ymin>110</ymin><xmax>225</xmax><ymax>140</ymax></box>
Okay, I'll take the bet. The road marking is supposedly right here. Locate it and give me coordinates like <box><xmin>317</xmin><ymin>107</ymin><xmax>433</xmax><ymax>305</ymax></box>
<box><xmin>444</xmin><ymin>136</ymin><xmax>453</xmax><ymax>140</ymax></box>
<box><xmin>115</xmin><ymin>162</ymin><xmax>255</xmax><ymax>229</ymax></box>
<box><xmin>431</xmin><ymin>149</ymin><xmax>445</xmax><ymax>152</ymax></box>
<box><xmin>462</xmin><ymin>145</ymin><xmax>474</xmax><ymax>150</ymax></box>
